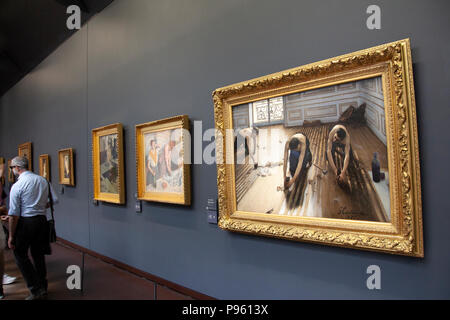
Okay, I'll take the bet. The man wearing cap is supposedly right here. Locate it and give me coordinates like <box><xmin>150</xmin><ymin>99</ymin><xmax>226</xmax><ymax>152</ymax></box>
<box><xmin>7</xmin><ymin>156</ymin><xmax>58</xmax><ymax>300</ymax></box>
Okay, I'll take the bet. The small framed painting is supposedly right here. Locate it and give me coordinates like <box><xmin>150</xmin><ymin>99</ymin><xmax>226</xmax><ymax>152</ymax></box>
<box><xmin>39</xmin><ymin>154</ymin><xmax>50</xmax><ymax>181</ymax></box>
<box><xmin>18</xmin><ymin>142</ymin><xmax>32</xmax><ymax>171</ymax></box>
<box><xmin>7</xmin><ymin>159</ymin><xmax>14</xmax><ymax>183</ymax></box>
<box><xmin>92</xmin><ymin>123</ymin><xmax>125</xmax><ymax>204</ymax></box>
<box><xmin>58</xmin><ymin>148</ymin><xmax>75</xmax><ymax>186</ymax></box>
<box><xmin>0</xmin><ymin>157</ymin><xmax>4</xmax><ymax>185</ymax></box>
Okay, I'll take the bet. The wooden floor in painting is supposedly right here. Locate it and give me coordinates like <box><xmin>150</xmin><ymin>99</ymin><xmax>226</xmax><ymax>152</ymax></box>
<box><xmin>236</xmin><ymin>123</ymin><xmax>390</xmax><ymax>222</ymax></box>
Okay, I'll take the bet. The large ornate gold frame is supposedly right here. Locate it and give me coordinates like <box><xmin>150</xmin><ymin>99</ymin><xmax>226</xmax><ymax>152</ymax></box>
<box><xmin>213</xmin><ymin>39</ymin><xmax>423</xmax><ymax>257</ymax></box>
<box><xmin>92</xmin><ymin>123</ymin><xmax>125</xmax><ymax>204</ymax></box>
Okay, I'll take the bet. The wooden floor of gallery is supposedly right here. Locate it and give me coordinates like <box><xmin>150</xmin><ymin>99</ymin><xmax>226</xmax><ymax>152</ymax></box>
<box><xmin>237</xmin><ymin>123</ymin><xmax>390</xmax><ymax>222</ymax></box>
<box><xmin>1</xmin><ymin>241</ymin><xmax>200</xmax><ymax>300</ymax></box>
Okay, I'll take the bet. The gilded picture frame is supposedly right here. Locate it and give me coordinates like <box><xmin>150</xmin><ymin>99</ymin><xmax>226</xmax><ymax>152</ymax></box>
<box><xmin>39</xmin><ymin>154</ymin><xmax>50</xmax><ymax>181</ymax></box>
<box><xmin>7</xmin><ymin>159</ymin><xmax>14</xmax><ymax>183</ymax></box>
<box><xmin>135</xmin><ymin>115</ymin><xmax>191</xmax><ymax>205</ymax></box>
<box><xmin>92</xmin><ymin>123</ymin><xmax>125</xmax><ymax>204</ymax></box>
<box><xmin>212</xmin><ymin>39</ymin><xmax>423</xmax><ymax>257</ymax></box>
<box><xmin>0</xmin><ymin>157</ymin><xmax>5</xmax><ymax>185</ymax></box>
<box><xmin>18</xmin><ymin>142</ymin><xmax>32</xmax><ymax>171</ymax></box>
<box><xmin>58</xmin><ymin>148</ymin><xmax>75</xmax><ymax>186</ymax></box>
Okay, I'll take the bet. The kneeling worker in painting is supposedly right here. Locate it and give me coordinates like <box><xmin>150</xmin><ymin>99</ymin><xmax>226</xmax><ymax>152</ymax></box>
<box><xmin>326</xmin><ymin>124</ymin><xmax>353</xmax><ymax>189</ymax></box>
<box><xmin>283</xmin><ymin>133</ymin><xmax>312</xmax><ymax>191</ymax></box>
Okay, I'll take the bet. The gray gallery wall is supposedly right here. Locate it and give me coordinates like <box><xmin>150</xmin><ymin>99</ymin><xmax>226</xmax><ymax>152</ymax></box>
<box><xmin>1</xmin><ymin>0</ymin><xmax>449</xmax><ymax>299</ymax></box>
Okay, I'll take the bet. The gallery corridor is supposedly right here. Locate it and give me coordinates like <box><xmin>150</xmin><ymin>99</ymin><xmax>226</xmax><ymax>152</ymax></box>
<box><xmin>1</xmin><ymin>241</ymin><xmax>198</xmax><ymax>300</ymax></box>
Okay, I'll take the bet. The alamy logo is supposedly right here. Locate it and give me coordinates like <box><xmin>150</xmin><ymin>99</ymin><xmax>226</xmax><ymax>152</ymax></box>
<box><xmin>366</xmin><ymin>265</ymin><xmax>381</xmax><ymax>290</ymax></box>
<box><xmin>66</xmin><ymin>265</ymin><xmax>81</xmax><ymax>290</ymax></box>
<box><xmin>366</xmin><ymin>5</ymin><xmax>381</xmax><ymax>30</ymax></box>
<box><xmin>66</xmin><ymin>5</ymin><xmax>81</xmax><ymax>30</ymax></box>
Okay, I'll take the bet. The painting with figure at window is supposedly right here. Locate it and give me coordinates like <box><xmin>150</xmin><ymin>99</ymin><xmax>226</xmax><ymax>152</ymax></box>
<box><xmin>99</xmin><ymin>134</ymin><xmax>119</xmax><ymax>193</ymax></box>
<box><xmin>92</xmin><ymin>123</ymin><xmax>125</xmax><ymax>204</ymax></box>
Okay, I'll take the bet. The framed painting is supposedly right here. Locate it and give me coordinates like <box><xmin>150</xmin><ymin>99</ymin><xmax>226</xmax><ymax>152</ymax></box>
<box><xmin>212</xmin><ymin>39</ymin><xmax>423</xmax><ymax>257</ymax></box>
<box><xmin>136</xmin><ymin>115</ymin><xmax>191</xmax><ymax>205</ymax></box>
<box><xmin>0</xmin><ymin>157</ymin><xmax>4</xmax><ymax>185</ymax></box>
<box><xmin>39</xmin><ymin>154</ymin><xmax>50</xmax><ymax>181</ymax></box>
<box><xmin>92</xmin><ymin>123</ymin><xmax>125</xmax><ymax>204</ymax></box>
<box><xmin>58</xmin><ymin>148</ymin><xmax>75</xmax><ymax>186</ymax></box>
<box><xmin>18</xmin><ymin>142</ymin><xmax>32</xmax><ymax>171</ymax></box>
<box><xmin>7</xmin><ymin>159</ymin><xmax>14</xmax><ymax>183</ymax></box>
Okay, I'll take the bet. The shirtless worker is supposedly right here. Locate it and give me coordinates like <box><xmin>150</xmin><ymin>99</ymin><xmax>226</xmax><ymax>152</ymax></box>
<box><xmin>326</xmin><ymin>124</ymin><xmax>352</xmax><ymax>187</ymax></box>
<box><xmin>283</xmin><ymin>133</ymin><xmax>312</xmax><ymax>190</ymax></box>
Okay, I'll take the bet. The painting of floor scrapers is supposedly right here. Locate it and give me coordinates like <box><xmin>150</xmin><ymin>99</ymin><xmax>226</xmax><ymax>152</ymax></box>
<box><xmin>233</xmin><ymin>76</ymin><xmax>390</xmax><ymax>222</ymax></box>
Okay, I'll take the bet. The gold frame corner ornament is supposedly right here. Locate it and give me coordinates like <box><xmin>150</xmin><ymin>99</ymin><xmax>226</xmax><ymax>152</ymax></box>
<box><xmin>135</xmin><ymin>115</ymin><xmax>191</xmax><ymax>206</ymax></box>
<box><xmin>213</xmin><ymin>39</ymin><xmax>423</xmax><ymax>257</ymax></box>
<box><xmin>92</xmin><ymin>123</ymin><xmax>126</xmax><ymax>205</ymax></box>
